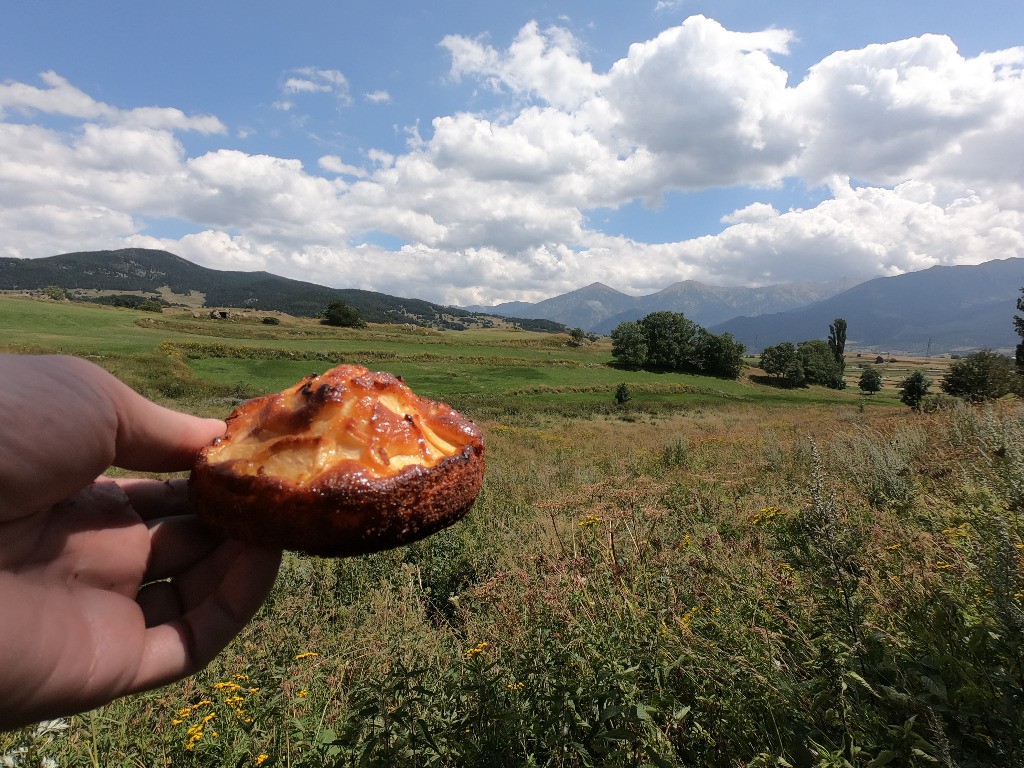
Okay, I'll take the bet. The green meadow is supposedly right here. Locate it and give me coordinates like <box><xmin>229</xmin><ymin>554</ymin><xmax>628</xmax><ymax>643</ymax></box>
<box><xmin>3</xmin><ymin>294</ymin><xmax>1024</xmax><ymax>767</ymax></box>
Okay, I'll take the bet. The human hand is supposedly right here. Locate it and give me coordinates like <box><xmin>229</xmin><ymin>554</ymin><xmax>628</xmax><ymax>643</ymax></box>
<box><xmin>0</xmin><ymin>355</ymin><xmax>282</xmax><ymax>730</ymax></box>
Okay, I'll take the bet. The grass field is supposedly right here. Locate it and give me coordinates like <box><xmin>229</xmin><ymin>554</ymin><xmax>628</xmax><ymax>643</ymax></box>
<box><xmin>4</xmin><ymin>295</ymin><xmax>1023</xmax><ymax>767</ymax></box>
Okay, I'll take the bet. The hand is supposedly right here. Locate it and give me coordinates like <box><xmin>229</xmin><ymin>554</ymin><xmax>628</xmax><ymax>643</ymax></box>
<box><xmin>0</xmin><ymin>355</ymin><xmax>282</xmax><ymax>730</ymax></box>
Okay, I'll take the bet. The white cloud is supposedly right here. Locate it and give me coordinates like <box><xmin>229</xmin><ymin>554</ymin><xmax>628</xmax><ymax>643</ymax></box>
<box><xmin>0</xmin><ymin>71</ymin><xmax>225</xmax><ymax>133</ymax></box>
<box><xmin>280</xmin><ymin>67</ymin><xmax>352</xmax><ymax>106</ymax></box>
<box><xmin>318</xmin><ymin>155</ymin><xmax>368</xmax><ymax>177</ymax></box>
<box><xmin>2</xmin><ymin>17</ymin><xmax>1023</xmax><ymax>306</ymax></box>
<box><xmin>364</xmin><ymin>90</ymin><xmax>392</xmax><ymax>104</ymax></box>
<box><xmin>721</xmin><ymin>203</ymin><xmax>780</xmax><ymax>225</ymax></box>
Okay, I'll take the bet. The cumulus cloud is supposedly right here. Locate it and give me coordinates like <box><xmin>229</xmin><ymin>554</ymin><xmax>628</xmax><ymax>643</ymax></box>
<box><xmin>2</xmin><ymin>16</ymin><xmax>1023</xmax><ymax>305</ymax></box>
<box><xmin>364</xmin><ymin>90</ymin><xmax>392</xmax><ymax>104</ymax></box>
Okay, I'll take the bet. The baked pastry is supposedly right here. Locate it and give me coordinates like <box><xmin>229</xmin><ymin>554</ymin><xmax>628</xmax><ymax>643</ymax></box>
<box><xmin>189</xmin><ymin>364</ymin><xmax>485</xmax><ymax>556</ymax></box>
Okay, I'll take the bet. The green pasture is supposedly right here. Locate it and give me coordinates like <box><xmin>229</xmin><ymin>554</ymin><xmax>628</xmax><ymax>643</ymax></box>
<box><xmin>7</xmin><ymin>293</ymin><xmax>1024</xmax><ymax>766</ymax></box>
<box><xmin>0</xmin><ymin>295</ymin><xmax>897</xmax><ymax>414</ymax></box>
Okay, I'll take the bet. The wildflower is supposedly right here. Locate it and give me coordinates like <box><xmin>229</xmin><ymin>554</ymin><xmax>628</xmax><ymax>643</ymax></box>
<box><xmin>778</xmin><ymin>562</ymin><xmax>794</xmax><ymax>572</ymax></box>
<box><xmin>935</xmin><ymin>560</ymin><xmax>953</xmax><ymax>570</ymax></box>
<box><xmin>464</xmin><ymin>641</ymin><xmax>490</xmax><ymax>658</ymax></box>
<box><xmin>214</xmin><ymin>681</ymin><xmax>242</xmax><ymax>692</ymax></box>
<box><xmin>752</xmin><ymin>506</ymin><xmax>785</xmax><ymax>526</ymax></box>
<box><xmin>296</xmin><ymin>690</ymin><xmax>309</xmax><ymax>698</ymax></box>
<box><xmin>886</xmin><ymin>543</ymin><xmax>902</xmax><ymax>550</ymax></box>
<box><xmin>942</xmin><ymin>523</ymin><xmax>971</xmax><ymax>540</ymax></box>
<box><xmin>294</xmin><ymin>652</ymin><xmax>319</xmax><ymax>661</ymax></box>
<box><xmin>578</xmin><ymin>514</ymin><xmax>602</xmax><ymax>528</ymax></box>
<box><xmin>678</xmin><ymin>606</ymin><xmax>699</xmax><ymax>631</ymax></box>
<box><xmin>256</xmin><ymin>755</ymin><xmax>270</xmax><ymax>766</ymax></box>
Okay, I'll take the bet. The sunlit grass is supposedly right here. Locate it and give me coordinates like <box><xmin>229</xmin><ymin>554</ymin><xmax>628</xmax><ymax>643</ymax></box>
<box><xmin>6</xmin><ymin>294</ymin><xmax>1018</xmax><ymax>766</ymax></box>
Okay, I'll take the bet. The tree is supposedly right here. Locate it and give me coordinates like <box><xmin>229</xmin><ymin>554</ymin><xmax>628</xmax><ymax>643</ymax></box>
<box><xmin>639</xmin><ymin>311</ymin><xmax>699</xmax><ymax>371</ymax></box>
<box><xmin>568</xmin><ymin>327</ymin><xmax>586</xmax><ymax>345</ymax></box>
<box><xmin>614</xmin><ymin>382</ymin><xmax>631</xmax><ymax>405</ymax></box>
<box><xmin>760</xmin><ymin>342</ymin><xmax>805</xmax><ymax>387</ymax></box>
<box><xmin>610</xmin><ymin>321</ymin><xmax>648</xmax><ymax>369</ymax></box>
<box><xmin>694</xmin><ymin>329</ymin><xmax>746</xmax><ymax>379</ymax></box>
<box><xmin>941</xmin><ymin>349</ymin><xmax>1017</xmax><ymax>402</ymax></box>
<box><xmin>798</xmin><ymin>339</ymin><xmax>845</xmax><ymax>389</ymax></box>
<box><xmin>1015</xmin><ymin>288</ymin><xmax>1024</xmax><ymax>374</ymax></box>
<box><xmin>828</xmin><ymin>318</ymin><xmax>847</xmax><ymax>368</ymax></box>
<box><xmin>898</xmin><ymin>370</ymin><xmax>931</xmax><ymax>410</ymax></box>
<box><xmin>321</xmin><ymin>300</ymin><xmax>366</xmax><ymax>328</ymax></box>
<box><xmin>42</xmin><ymin>285</ymin><xmax>69</xmax><ymax>301</ymax></box>
<box><xmin>858</xmin><ymin>366</ymin><xmax>882</xmax><ymax>394</ymax></box>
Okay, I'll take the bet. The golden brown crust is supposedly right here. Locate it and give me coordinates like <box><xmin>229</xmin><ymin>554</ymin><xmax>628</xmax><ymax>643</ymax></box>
<box><xmin>189</xmin><ymin>364</ymin><xmax>485</xmax><ymax>556</ymax></box>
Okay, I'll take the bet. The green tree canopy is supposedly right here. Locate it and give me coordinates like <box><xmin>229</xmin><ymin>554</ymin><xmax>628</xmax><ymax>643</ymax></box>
<box><xmin>639</xmin><ymin>311</ymin><xmax>699</xmax><ymax>371</ymax></box>
<box><xmin>941</xmin><ymin>349</ymin><xmax>1018</xmax><ymax>402</ymax></box>
<box><xmin>1015</xmin><ymin>288</ymin><xmax>1024</xmax><ymax>374</ymax></box>
<box><xmin>694</xmin><ymin>329</ymin><xmax>746</xmax><ymax>379</ymax></box>
<box><xmin>760</xmin><ymin>342</ymin><xmax>804</xmax><ymax>387</ymax></box>
<box><xmin>321</xmin><ymin>300</ymin><xmax>366</xmax><ymax>328</ymax></box>
<box><xmin>610</xmin><ymin>321</ymin><xmax>648</xmax><ymax>370</ymax></box>
<box><xmin>828</xmin><ymin>318</ymin><xmax>847</xmax><ymax>368</ymax></box>
<box><xmin>610</xmin><ymin>312</ymin><xmax>744</xmax><ymax>379</ymax></box>
<box><xmin>798</xmin><ymin>339</ymin><xmax>845</xmax><ymax>389</ymax></box>
<box><xmin>858</xmin><ymin>365</ymin><xmax>882</xmax><ymax>394</ymax></box>
<box><xmin>898</xmin><ymin>370</ymin><xmax>931</xmax><ymax>410</ymax></box>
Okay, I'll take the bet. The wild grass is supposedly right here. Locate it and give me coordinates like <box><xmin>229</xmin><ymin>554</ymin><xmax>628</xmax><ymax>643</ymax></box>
<box><xmin>3</xmin><ymin>295</ymin><xmax>1020</xmax><ymax>766</ymax></box>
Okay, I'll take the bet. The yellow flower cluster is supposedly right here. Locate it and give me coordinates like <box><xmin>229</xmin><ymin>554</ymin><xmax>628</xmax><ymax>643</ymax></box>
<box><xmin>211</xmin><ymin>680</ymin><xmax>256</xmax><ymax>724</ymax></box>
<box><xmin>578</xmin><ymin>514</ymin><xmax>602</xmax><ymax>528</ymax></box>
<box><xmin>752</xmin><ymin>505</ymin><xmax>785</xmax><ymax>526</ymax></box>
<box><xmin>255</xmin><ymin>755</ymin><xmax>270</xmax><ymax>766</ymax></box>
<box><xmin>172</xmin><ymin>699</ymin><xmax>212</xmax><ymax>727</ymax></box>
<box><xmin>942</xmin><ymin>523</ymin><xmax>971</xmax><ymax>540</ymax></box>
<box><xmin>293</xmin><ymin>651</ymin><xmax>319</xmax><ymax>661</ymax></box>
<box><xmin>465</xmin><ymin>641</ymin><xmax>490</xmax><ymax>658</ymax></box>
<box><xmin>678</xmin><ymin>606</ymin><xmax>699</xmax><ymax>631</ymax></box>
<box><xmin>183</xmin><ymin>710</ymin><xmax>217</xmax><ymax>750</ymax></box>
<box><xmin>507</xmin><ymin>681</ymin><xmax>525</xmax><ymax>691</ymax></box>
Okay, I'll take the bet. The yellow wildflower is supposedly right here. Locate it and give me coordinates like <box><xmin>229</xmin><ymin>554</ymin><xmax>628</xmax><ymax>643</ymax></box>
<box><xmin>296</xmin><ymin>690</ymin><xmax>309</xmax><ymax>698</ymax></box>
<box><xmin>256</xmin><ymin>755</ymin><xmax>270</xmax><ymax>766</ymax></box>
<box><xmin>464</xmin><ymin>641</ymin><xmax>490</xmax><ymax>658</ymax></box>
<box><xmin>294</xmin><ymin>652</ymin><xmax>319</xmax><ymax>660</ymax></box>
<box><xmin>578</xmin><ymin>514</ymin><xmax>602</xmax><ymax>528</ymax></box>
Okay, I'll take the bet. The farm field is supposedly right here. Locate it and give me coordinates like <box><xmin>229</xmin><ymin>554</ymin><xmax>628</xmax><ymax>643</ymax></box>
<box><xmin>3</xmin><ymin>295</ymin><xmax>1023</xmax><ymax>766</ymax></box>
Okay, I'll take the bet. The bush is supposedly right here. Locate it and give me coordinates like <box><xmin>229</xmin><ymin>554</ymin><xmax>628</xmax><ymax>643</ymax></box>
<box><xmin>941</xmin><ymin>349</ymin><xmax>1018</xmax><ymax>402</ymax></box>
<box><xmin>321</xmin><ymin>300</ymin><xmax>366</xmax><ymax>328</ymax></box>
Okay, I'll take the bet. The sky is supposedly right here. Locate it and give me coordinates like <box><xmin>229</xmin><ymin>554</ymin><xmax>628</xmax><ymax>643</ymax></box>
<box><xmin>1</xmin><ymin>1</ymin><xmax>1023</xmax><ymax>306</ymax></box>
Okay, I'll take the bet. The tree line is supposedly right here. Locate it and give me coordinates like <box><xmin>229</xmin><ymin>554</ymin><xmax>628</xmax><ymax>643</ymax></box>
<box><xmin>610</xmin><ymin>311</ymin><xmax>746</xmax><ymax>379</ymax></box>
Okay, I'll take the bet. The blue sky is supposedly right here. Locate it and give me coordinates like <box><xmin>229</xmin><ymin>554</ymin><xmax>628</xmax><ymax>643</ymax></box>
<box><xmin>2</xmin><ymin>1</ymin><xmax>1023</xmax><ymax>304</ymax></box>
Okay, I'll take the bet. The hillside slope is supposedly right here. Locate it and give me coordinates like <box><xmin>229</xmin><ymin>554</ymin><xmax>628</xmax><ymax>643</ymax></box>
<box><xmin>712</xmin><ymin>258</ymin><xmax>1024</xmax><ymax>354</ymax></box>
<box><xmin>0</xmin><ymin>249</ymin><xmax>564</xmax><ymax>331</ymax></box>
<box><xmin>466</xmin><ymin>277</ymin><xmax>862</xmax><ymax>332</ymax></box>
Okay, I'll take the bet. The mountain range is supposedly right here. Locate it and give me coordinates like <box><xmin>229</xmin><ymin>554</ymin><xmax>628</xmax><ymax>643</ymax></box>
<box><xmin>464</xmin><ymin>277</ymin><xmax>864</xmax><ymax>334</ymax></box>
<box><xmin>0</xmin><ymin>248</ymin><xmax>565</xmax><ymax>333</ymax></box>
<box><xmin>2</xmin><ymin>249</ymin><xmax>1021</xmax><ymax>355</ymax></box>
<box><xmin>712</xmin><ymin>258</ymin><xmax>1024</xmax><ymax>355</ymax></box>
<box><xmin>467</xmin><ymin>260</ymin><xmax>1024</xmax><ymax>355</ymax></box>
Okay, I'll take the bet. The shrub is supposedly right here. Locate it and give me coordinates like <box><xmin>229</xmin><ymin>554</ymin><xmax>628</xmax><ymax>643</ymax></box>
<box><xmin>941</xmin><ymin>349</ymin><xmax>1017</xmax><ymax>402</ymax></box>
